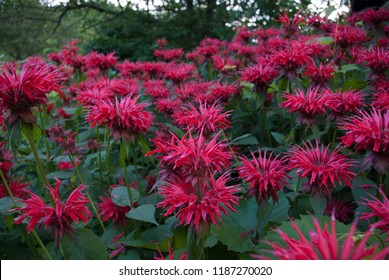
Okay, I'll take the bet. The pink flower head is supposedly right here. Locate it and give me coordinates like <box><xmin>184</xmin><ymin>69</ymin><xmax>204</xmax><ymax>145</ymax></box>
<box><xmin>205</xmin><ymin>83</ymin><xmax>239</xmax><ymax>103</ymax></box>
<box><xmin>339</xmin><ymin>109</ymin><xmax>389</xmax><ymax>153</ymax></box>
<box><xmin>211</xmin><ymin>55</ymin><xmax>238</xmax><ymax>74</ymax></box>
<box><xmin>240</xmin><ymin>63</ymin><xmax>278</xmax><ymax>92</ymax></box>
<box><xmin>358</xmin><ymin>47</ymin><xmax>389</xmax><ymax>78</ymax></box>
<box><xmin>271</xmin><ymin>44</ymin><xmax>311</xmax><ymax>78</ymax></box>
<box><xmin>303</xmin><ymin>62</ymin><xmax>335</xmax><ymax>86</ymax></box>
<box><xmin>372</xmin><ymin>89</ymin><xmax>389</xmax><ymax>111</ymax></box>
<box><xmin>288</xmin><ymin>141</ymin><xmax>355</xmax><ymax>197</ymax></box>
<box><xmin>173</xmin><ymin>102</ymin><xmax>231</xmax><ymax>135</ymax></box>
<box><xmin>358</xmin><ymin>7</ymin><xmax>389</xmax><ymax>28</ymax></box>
<box><xmin>0</xmin><ymin>61</ymin><xmax>65</xmax><ymax>124</ymax></box>
<box><xmin>237</xmin><ymin>149</ymin><xmax>290</xmax><ymax>202</ymax></box>
<box><xmin>154</xmin><ymin>98</ymin><xmax>181</xmax><ymax>115</ymax></box>
<box><xmin>281</xmin><ymin>87</ymin><xmax>332</xmax><ymax>124</ymax></box>
<box><xmin>98</xmin><ymin>193</ymin><xmax>130</xmax><ymax>225</ymax></box>
<box><xmin>143</xmin><ymin>80</ymin><xmax>170</xmax><ymax>99</ymax></box>
<box><xmin>0</xmin><ymin>179</ymin><xmax>29</xmax><ymax>199</ymax></box>
<box><xmin>57</xmin><ymin>160</ymin><xmax>79</xmax><ymax>170</ymax></box>
<box><xmin>164</xmin><ymin>63</ymin><xmax>196</xmax><ymax>84</ymax></box>
<box><xmin>255</xmin><ymin>215</ymin><xmax>389</xmax><ymax>260</ymax></box>
<box><xmin>86</xmin><ymin>95</ymin><xmax>153</xmax><ymax>142</ymax></box>
<box><xmin>361</xmin><ymin>188</ymin><xmax>389</xmax><ymax>239</ymax></box>
<box><xmin>84</xmin><ymin>51</ymin><xmax>117</xmax><ymax>71</ymax></box>
<box><xmin>147</xmin><ymin>131</ymin><xmax>232</xmax><ymax>182</ymax></box>
<box><xmin>332</xmin><ymin>25</ymin><xmax>366</xmax><ymax>48</ymax></box>
<box><xmin>154</xmin><ymin>48</ymin><xmax>184</xmax><ymax>61</ymax></box>
<box><xmin>276</xmin><ymin>11</ymin><xmax>304</xmax><ymax>38</ymax></box>
<box><xmin>14</xmin><ymin>179</ymin><xmax>91</xmax><ymax>248</ymax></box>
<box><xmin>157</xmin><ymin>173</ymin><xmax>240</xmax><ymax>229</ymax></box>
<box><xmin>325</xmin><ymin>89</ymin><xmax>366</xmax><ymax>114</ymax></box>
<box><xmin>54</xmin><ymin>132</ymin><xmax>79</xmax><ymax>154</ymax></box>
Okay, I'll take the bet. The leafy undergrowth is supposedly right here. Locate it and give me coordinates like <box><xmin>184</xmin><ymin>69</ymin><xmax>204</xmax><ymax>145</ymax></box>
<box><xmin>0</xmin><ymin>9</ymin><xmax>389</xmax><ymax>260</ymax></box>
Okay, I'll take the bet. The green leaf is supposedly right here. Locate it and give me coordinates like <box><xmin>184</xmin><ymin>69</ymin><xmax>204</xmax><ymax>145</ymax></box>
<box><xmin>62</xmin><ymin>228</ymin><xmax>109</xmax><ymax>260</ymax></box>
<box><xmin>257</xmin><ymin>192</ymin><xmax>290</xmax><ymax>234</ymax></box>
<box><xmin>316</xmin><ymin>36</ymin><xmax>334</xmax><ymax>45</ymax></box>
<box><xmin>337</xmin><ymin>64</ymin><xmax>360</xmax><ymax>74</ymax></box>
<box><xmin>341</xmin><ymin>79</ymin><xmax>368</xmax><ymax>91</ymax></box>
<box><xmin>111</xmin><ymin>186</ymin><xmax>139</xmax><ymax>207</ymax></box>
<box><xmin>324</xmin><ymin>5</ymin><xmax>336</xmax><ymax>17</ymax></box>
<box><xmin>126</xmin><ymin>204</ymin><xmax>158</xmax><ymax>225</ymax></box>
<box><xmin>0</xmin><ymin>197</ymin><xmax>15</xmax><ymax>215</ymax></box>
<box><xmin>211</xmin><ymin>198</ymin><xmax>257</xmax><ymax>253</ymax></box>
<box><xmin>309</xmin><ymin>192</ymin><xmax>327</xmax><ymax>216</ymax></box>
<box><xmin>232</xmin><ymin>134</ymin><xmax>258</xmax><ymax>145</ymax></box>
<box><xmin>270</xmin><ymin>132</ymin><xmax>286</xmax><ymax>145</ymax></box>
<box><xmin>7</xmin><ymin>119</ymin><xmax>22</xmax><ymax>158</ymax></box>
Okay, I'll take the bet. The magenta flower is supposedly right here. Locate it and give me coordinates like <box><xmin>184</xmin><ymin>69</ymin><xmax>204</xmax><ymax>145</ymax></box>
<box><xmin>173</xmin><ymin>102</ymin><xmax>231</xmax><ymax>135</ymax></box>
<box><xmin>281</xmin><ymin>87</ymin><xmax>332</xmax><ymax>124</ymax></box>
<box><xmin>288</xmin><ymin>141</ymin><xmax>355</xmax><ymax>196</ymax></box>
<box><xmin>0</xmin><ymin>61</ymin><xmax>65</xmax><ymax>124</ymax></box>
<box><xmin>0</xmin><ymin>179</ymin><xmax>29</xmax><ymax>199</ymax></box>
<box><xmin>240</xmin><ymin>63</ymin><xmax>278</xmax><ymax>92</ymax></box>
<box><xmin>86</xmin><ymin>95</ymin><xmax>153</xmax><ymax>142</ymax></box>
<box><xmin>14</xmin><ymin>179</ymin><xmax>91</xmax><ymax>247</ymax></box>
<box><xmin>157</xmin><ymin>173</ymin><xmax>239</xmax><ymax>229</ymax></box>
<box><xmin>372</xmin><ymin>90</ymin><xmax>389</xmax><ymax>111</ymax></box>
<box><xmin>254</xmin><ymin>215</ymin><xmax>389</xmax><ymax>260</ymax></box>
<box><xmin>361</xmin><ymin>188</ymin><xmax>389</xmax><ymax>239</ymax></box>
<box><xmin>147</xmin><ymin>131</ymin><xmax>232</xmax><ymax>183</ymax></box>
<box><xmin>237</xmin><ymin>149</ymin><xmax>290</xmax><ymax>202</ymax></box>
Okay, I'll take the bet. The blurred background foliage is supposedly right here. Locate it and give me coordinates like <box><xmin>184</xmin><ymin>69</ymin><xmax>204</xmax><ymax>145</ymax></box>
<box><xmin>0</xmin><ymin>0</ymin><xmax>386</xmax><ymax>61</ymax></box>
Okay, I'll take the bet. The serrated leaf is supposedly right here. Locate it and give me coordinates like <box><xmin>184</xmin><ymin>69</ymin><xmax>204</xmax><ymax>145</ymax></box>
<box><xmin>62</xmin><ymin>228</ymin><xmax>109</xmax><ymax>260</ymax></box>
<box><xmin>126</xmin><ymin>204</ymin><xmax>158</xmax><ymax>225</ymax></box>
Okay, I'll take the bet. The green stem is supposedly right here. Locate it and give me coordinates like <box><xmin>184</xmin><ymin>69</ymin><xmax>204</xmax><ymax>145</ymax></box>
<box><xmin>131</xmin><ymin>143</ymin><xmax>140</xmax><ymax>184</ymax></box>
<box><xmin>261</xmin><ymin>106</ymin><xmax>272</xmax><ymax>146</ymax></box>
<box><xmin>38</xmin><ymin>106</ymin><xmax>51</xmax><ymax>165</ymax></box>
<box><xmin>221</xmin><ymin>130</ymin><xmax>239</xmax><ymax>165</ymax></box>
<box><xmin>0</xmin><ymin>169</ymin><xmax>16</xmax><ymax>204</ymax></box>
<box><xmin>23</xmin><ymin>123</ymin><xmax>53</xmax><ymax>203</ymax></box>
<box><xmin>31</xmin><ymin>230</ymin><xmax>53</xmax><ymax>260</ymax></box>
<box><xmin>68</xmin><ymin>154</ymin><xmax>105</xmax><ymax>231</ymax></box>
<box><xmin>96</xmin><ymin>127</ymin><xmax>103</xmax><ymax>188</ymax></box>
<box><xmin>120</xmin><ymin>140</ymin><xmax>134</xmax><ymax>208</ymax></box>
<box><xmin>311</xmin><ymin>124</ymin><xmax>320</xmax><ymax>142</ymax></box>
<box><xmin>105</xmin><ymin>128</ymin><xmax>112</xmax><ymax>184</ymax></box>
<box><xmin>332</xmin><ymin>128</ymin><xmax>337</xmax><ymax>148</ymax></box>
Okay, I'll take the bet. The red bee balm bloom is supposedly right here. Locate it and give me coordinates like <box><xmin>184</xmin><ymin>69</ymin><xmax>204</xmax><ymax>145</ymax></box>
<box><xmin>0</xmin><ymin>61</ymin><xmax>65</xmax><ymax>124</ymax></box>
<box><xmin>0</xmin><ymin>142</ymin><xmax>13</xmax><ymax>175</ymax></box>
<box><xmin>339</xmin><ymin>109</ymin><xmax>389</xmax><ymax>153</ymax></box>
<box><xmin>14</xmin><ymin>179</ymin><xmax>91</xmax><ymax>247</ymax></box>
<box><xmin>288</xmin><ymin>142</ymin><xmax>355</xmax><ymax>196</ymax></box>
<box><xmin>173</xmin><ymin>102</ymin><xmax>231</xmax><ymax>135</ymax></box>
<box><xmin>237</xmin><ymin>149</ymin><xmax>290</xmax><ymax>202</ymax></box>
<box><xmin>303</xmin><ymin>62</ymin><xmax>335</xmax><ymax>86</ymax></box>
<box><xmin>325</xmin><ymin>89</ymin><xmax>365</xmax><ymax>114</ymax></box>
<box><xmin>361</xmin><ymin>188</ymin><xmax>389</xmax><ymax>239</ymax></box>
<box><xmin>240</xmin><ymin>63</ymin><xmax>278</xmax><ymax>92</ymax></box>
<box><xmin>157</xmin><ymin>173</ymin><xmax>239</xmax><ymax>229</ymax></box>
<box><xmin>147</xmin><ymin>131</ymin><xmax>232</xmax><ymax>183</ymax></box>
<box><xmin>98</xmin><ymin>194</ymin><xmax>130</xmax><ymax>225</ymax></box>
<box><xmin>372</xmin><ymin>90</ymin><xmax>389</xmax><ymax>111</ymax></box>
<box><xmin>0</xmin><ymin>179</ymin><xmax>29</xmax><ymax>199</ymax></box>
<box><xmin>86</xmin><ymin>96</ymin><xmax>153</xmax><ymax>142</ymax></box>
<box><xmin>255</xmin><ymin>215</ymin><xmax>389</xmax><ymax>260</ymax></box>
<box><xmin>281</xmin><ymin>87</ymin><xmax>332</xmax><ymax>124</ymax></box>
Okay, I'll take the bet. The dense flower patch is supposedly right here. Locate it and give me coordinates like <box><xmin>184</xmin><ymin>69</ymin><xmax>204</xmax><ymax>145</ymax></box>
<box><xmin>0</xmin><ymin>8</ymin><xmax>388</xmax><ymax>260</ymax></box>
